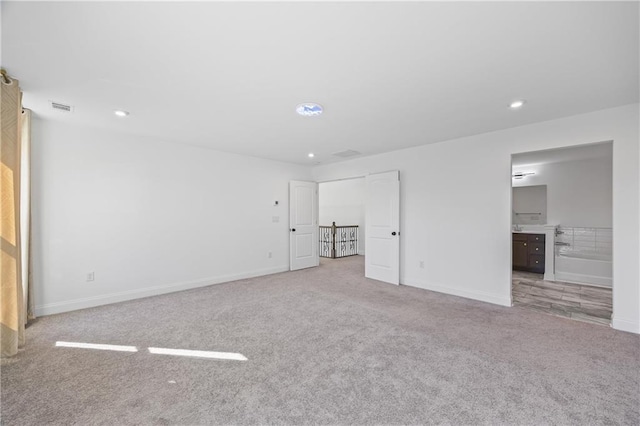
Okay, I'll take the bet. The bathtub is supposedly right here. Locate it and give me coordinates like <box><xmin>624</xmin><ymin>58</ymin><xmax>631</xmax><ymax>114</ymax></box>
<box><xmin>554</xmin><ymin>253</ymin><xmax>612</xmax><ymax>288</ymax></box>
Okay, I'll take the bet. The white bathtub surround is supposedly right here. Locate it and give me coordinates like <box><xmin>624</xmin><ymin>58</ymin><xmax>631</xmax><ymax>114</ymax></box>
<box><xmin>512</xmin><ymin>224</ymin><xmax>557</xmax><ymax>281</ymax></box>
<box><xmin>554</xmin><ymin>226</ymin><xmax>613</xmax><ymax>288</ymax></box>
<box><xmin>555</xmin><ymin>254</ymin><xmax>612</xmax><ymax>288</ymax></box>
<box><xmin>555</xmin><ymin>226</ymin><xmax>613</xmax><ymax>258</ymax></box>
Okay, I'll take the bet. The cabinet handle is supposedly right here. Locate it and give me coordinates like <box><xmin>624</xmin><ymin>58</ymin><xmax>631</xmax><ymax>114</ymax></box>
<box><xmin>523</xmin><ymin>243</ymin><xmax>527</xmax><ymax>246</ymax></box>
<box><xmin>535</xmin><ymin>247</ymin><xmax>539</xmax><ymax>251</ymax></box>
<box><xmin>535</xmin><ymin>261</ymin><xmax>539</xmax><ymax>264</ymax></box>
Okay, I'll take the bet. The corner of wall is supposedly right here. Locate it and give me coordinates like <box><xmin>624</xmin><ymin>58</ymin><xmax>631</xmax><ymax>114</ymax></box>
<box><xmin>611</xmin><ymin>317</ymin><xmax>640</xmax><ymax>334</ymax></box>
<box><xmin>402</xmin><ymin>277</ymin><xmax>512</xmax><ymax>307</ymax></box>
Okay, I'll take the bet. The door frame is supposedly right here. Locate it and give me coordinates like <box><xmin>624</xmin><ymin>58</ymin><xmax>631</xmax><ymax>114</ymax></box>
<box><xmin>314</xmin><ymin>172</ymin><xmax>401</xmax><ymax>283</ymax></box>
<box><xmin>509</xmin><ymin>141</ymin><xmax>615</xmax><ymax>317</ymax></box>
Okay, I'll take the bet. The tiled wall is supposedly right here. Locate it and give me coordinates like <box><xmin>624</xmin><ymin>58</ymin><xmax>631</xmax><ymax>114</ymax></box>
<box><xmin>555</xmin><ymin>226</ymin><xmax>612</xmax><ymax>258</ymax></box>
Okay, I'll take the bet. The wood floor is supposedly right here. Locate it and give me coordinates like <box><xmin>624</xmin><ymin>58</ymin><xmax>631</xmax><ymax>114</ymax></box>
<box><xmin>512</xmin><ymin>271</ymin><xmax>612</xmax><ymax>326</ymax></box>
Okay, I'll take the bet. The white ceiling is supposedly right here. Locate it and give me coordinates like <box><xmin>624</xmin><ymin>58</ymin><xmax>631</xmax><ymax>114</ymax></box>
<box><xmin>3</xmin><ymin>1</ymin><xmax>638</xmax><ymax>165</ymax></box>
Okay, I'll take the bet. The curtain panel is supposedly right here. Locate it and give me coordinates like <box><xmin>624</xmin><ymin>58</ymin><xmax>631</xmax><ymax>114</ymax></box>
<box><xmin>1</xmin><ymin>71</ymin><xmax>25</xmax><ymax>358</ymax></box>
<box><xmin>21</xmin><ymin>109</ymin><xmax>34</xmax><ymax>321</ymax></box>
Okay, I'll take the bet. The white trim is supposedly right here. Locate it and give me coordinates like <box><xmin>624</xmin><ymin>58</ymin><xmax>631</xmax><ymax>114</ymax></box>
<box><xmin>35</xmin><ymin>266</ymin><xmax>289</xmax><ymax>316</ymax></box>
<box><xmin>554</xmin><ymin>272</ymin><xmax>612</xmax><ymax>288</ymax></box>
<box><xmin>317</xmin><ymin>175</ymin><xmax>366</xmax><ymax>184</ymax></box>
<box><xmin>402</xmin><ymin>278</ymin><xmax>512</xmax><ymax>307</ymax></box>
<box><xmin>611</xmin><ymin>317</ymin><xmax>640</xmax><ymax>334</ymax></box>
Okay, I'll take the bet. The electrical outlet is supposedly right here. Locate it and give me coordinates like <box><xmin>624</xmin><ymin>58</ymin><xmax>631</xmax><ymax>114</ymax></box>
<box><xmin>419</xmin><ymin>261</ymin><xmax>425</xmax><ymax>269</ymax></box>
<box><xmin>268</xmin><ymin>251</ymin><xmax>273</xmax><ymax>259</ymax></box>
<box><xmin>86</xmin><ymin>272</ymin><xmax>95</xmax><ymax>282</ymax></box>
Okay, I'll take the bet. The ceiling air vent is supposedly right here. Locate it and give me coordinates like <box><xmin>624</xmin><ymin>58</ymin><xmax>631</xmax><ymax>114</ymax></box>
<box><xmin>332</xmin><ymin>149</ymin><xmax>361</xmax><ymax>158</ymax></box>
<box><xmin>50</xmin><ymin>101</ymin><xmax>73</xmax><ymax>112</ymax></box>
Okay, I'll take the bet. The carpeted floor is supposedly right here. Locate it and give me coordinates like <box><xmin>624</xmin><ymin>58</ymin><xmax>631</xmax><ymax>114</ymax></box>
<box><xmin>2</xmin><ymin>256</ymin><xmax>639</xmax><ymax>425</ymax></box>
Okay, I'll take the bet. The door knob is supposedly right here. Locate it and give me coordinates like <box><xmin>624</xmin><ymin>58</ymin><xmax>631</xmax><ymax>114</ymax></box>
<box><xmin>291</xmin><ymin>228</ymin><xmax>296</xmax><ymax>232</ymax></box>
<box><xmin>391</xmin><ymin>232</ymin><xmax>397</xmax><ymax>236</ymax></box>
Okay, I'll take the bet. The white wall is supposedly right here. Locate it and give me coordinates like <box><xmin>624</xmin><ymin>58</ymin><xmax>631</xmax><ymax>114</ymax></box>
<box><xmin>319</xmin><ymin>178</ymin><xmax>365</xmax><ymax>254</ymax></box>
<box><xmin>513</xmin><ymin>155</ymin><xmax>612</xmax><ymax>228</ymax></box>
<box><xmin>312</xmin><ymin>104</ymin><xmax>640</xmax><ymax>334</ymax></box>
<box><xmin>31</xmin><ymin>119</ymin><xmax>311</xmax><ymax>315</ymax></box>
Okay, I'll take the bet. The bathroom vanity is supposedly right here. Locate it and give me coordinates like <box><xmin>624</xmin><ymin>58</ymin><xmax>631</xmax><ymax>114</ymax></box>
<box><xmin>512</xmin><ymin>225</ymin><xmax>556</xmax><ymax>281</ymax></box>
<box><xmin>512</xmin><ymin>233</ymin><xmax>545</xmax><ymax>274</ymax></box>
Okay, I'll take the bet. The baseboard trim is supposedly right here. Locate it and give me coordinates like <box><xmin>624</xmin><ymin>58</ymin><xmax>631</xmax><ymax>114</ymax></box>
<box><xmin>402</xmin><ymin>278</ymin><xmax>511</xmax><ymax>307</ymax></box>
<box><xmin>555</xmin><ymin>271</ymin><xmax>612</xmax><ymax>288</ymax></box>
<box><xmin>611</xmin><ymin>317</ymin><xmax>640</xmax><ymax>334</ymax></box>
<box><xmin>35</xmin><ymin>265</ymin><xmax>290</xmax><ymax>316</ymax></box>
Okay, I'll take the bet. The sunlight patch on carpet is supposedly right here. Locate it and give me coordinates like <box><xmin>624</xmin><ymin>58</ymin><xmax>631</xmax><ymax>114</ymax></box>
<box><xmin>55</xmin><ymin>341</ymin><xmax>138</xmax><ymax>352</ymax></box>
<box><xmin>148</xmin><ymin>347</ymin><xmax>248</xmax><ymax>361</ymax></box>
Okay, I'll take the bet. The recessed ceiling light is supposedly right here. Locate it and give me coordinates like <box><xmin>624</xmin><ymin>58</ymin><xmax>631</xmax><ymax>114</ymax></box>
<box><xmin>308</xmin><ymin>153</ymin><xmax>315</xmax><ymax>158</ymax></box>
<box><xmin>509</xmin><ymin>100</ymin><xmax>526</xmax><ymax>109</ymax></box>
<box><xmin>296</xmin><ymin>103</ymin><xmax>323</xmax><ymax>116</ymax></box>
<box><xmin>114</xmin><ymin>110</ymin><xmax>129</xmax><ymax>117</ymax></box>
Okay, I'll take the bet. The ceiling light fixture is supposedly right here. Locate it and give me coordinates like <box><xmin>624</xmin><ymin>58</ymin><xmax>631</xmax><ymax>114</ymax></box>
<box><xmin>296</xmin><ymin>103</ymin><xmax>323</xmax><ymax>116</ymax></box>
<box><xmin>512</xmin><ymin>172</ymin><xmax>535</xmax><ymax>179</ymax></box>
<box><xmin>509</xmin><ymin>100</ymin><xmax>526</xmax><ymax>109</ymax></box>
<box><xmin>50</xmin><ymin>101</ymin><xmax>73</xmax><ymax>113</ymax></box>
<box><xmin>308</xmin><ymin>153</ymin><xmax>315</xmax><ymax>158</ymax></box>
<box><xmin>114</xmin><ymin>110</ymin><xmax>130</xmax><ymax>117</ymax></box>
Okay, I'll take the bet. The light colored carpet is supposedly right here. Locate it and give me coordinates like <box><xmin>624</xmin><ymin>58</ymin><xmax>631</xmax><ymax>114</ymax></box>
<box><xmin>2</xmin><ymin>256</ymin><xmax>639</xmax><ymax>425</ymax></box>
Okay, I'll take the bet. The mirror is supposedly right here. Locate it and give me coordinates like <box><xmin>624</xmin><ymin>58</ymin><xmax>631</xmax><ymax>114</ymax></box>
<box><xmin>512</xmin><ymin>185</ymin><xmax>547</xmax><ymax>225</ymax></box>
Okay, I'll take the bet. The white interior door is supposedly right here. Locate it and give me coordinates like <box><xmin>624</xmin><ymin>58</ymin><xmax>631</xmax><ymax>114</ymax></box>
<box><xmin>365</xmin><ymin>171</ymin><xmax>400</xmax><ymax>284</ymax></box>
<box><xmin>289</xmin><ymin>181</ymin><xmax>319</xmax><ymax>271</ymax></box>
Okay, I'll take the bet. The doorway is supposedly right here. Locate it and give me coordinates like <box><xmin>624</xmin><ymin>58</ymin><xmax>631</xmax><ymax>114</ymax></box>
<box><xmin>317</xmin><ymin>177</ymin><xmax>366</xmax><ymax>279</ymax></box>
<box><xmin>319</xmin><ymin>177</ymin><xmax>366</xmax><ymax>257</ymax></box>
<box><xmin>510</xmin><ymin>142</ymin><xmax>613</xmax><ymax>326</ymax></box>
<box><xmin>305</xmin><ymin>171</ymin><xmax>400</xmax><ymax>285</ymax></box>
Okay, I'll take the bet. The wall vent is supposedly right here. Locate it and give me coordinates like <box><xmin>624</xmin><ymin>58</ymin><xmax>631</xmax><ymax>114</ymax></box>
<box><xmin>50</xmin><ymin>101</ymin><xmax>73</xmax><ymax>112</ymax></box>
<box><xmin>332</xmin><ymin>149</ymin><xmax>361</xmax><ymax>158</ymax></box>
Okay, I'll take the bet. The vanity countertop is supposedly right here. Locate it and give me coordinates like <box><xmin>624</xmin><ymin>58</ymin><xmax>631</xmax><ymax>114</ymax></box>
<box><xmin>512</xmin><ymin>225</ymin><xmax>557</xmax><ymax>234</ymax></box>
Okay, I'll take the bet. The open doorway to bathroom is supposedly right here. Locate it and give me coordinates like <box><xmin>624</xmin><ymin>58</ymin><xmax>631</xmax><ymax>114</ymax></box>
<box><xmin>511</xmin><ymin>142</ymin><xmax>613</xmax><ymax>326</ymax></box>
<box><xmin>318</xmin><ymin>178</ymin><xmax>366</xmax><ymax>273</ymax></box>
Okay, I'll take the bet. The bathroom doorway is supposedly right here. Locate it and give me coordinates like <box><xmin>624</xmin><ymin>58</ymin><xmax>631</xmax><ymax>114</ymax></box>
<box><xmin>510</xmin><ymin>142</ymin><xmax>613</xmax><ymax>326</ymax></box>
